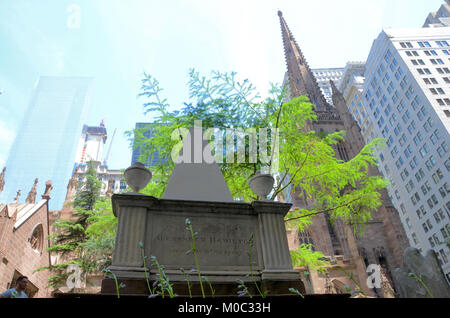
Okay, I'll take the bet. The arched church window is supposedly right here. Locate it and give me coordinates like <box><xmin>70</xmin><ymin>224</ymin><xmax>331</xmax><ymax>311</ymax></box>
<box><xmin>337</xmin><ymin>142</ymin><xmax>350</xmax><ymax>161</ymax></box>
<box><xmin>298</xmin><ymin>230</ymin><xmax>315</xmax><ymax>250</ymax></box>
<box><xmin>29</xmin><ymin>224</ymin><xmax>43</xmax><ymax>253</ymax></box>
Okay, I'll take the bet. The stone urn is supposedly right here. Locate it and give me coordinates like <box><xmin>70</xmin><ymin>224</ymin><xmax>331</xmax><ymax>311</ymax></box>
<box><xmin>124</xmin><ymin>162</ymin><xmax>152</xmax><ymax>193</ymax></box>
<box><xmin>248</xmin><ymin>172</ymin><xmax>275</xmax><ymax>201</ymax></box>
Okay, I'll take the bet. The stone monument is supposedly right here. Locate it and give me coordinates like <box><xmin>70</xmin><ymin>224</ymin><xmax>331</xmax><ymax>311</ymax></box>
<box><xmin>392</xmin><ymin>247</ymin><xmax>450</xmax><ymax>298</ymax></box>
<box><xmin>101</xmin><ymin>125</ymin><xmax>305</xmax><ymax>296</ymax></box>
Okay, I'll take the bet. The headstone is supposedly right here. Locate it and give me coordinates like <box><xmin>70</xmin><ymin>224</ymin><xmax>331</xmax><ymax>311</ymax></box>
<box><xmin>102</xmin><ymin>123</ymin><xmax>304</xmax><ymax>296</ymax></box>
<box><xmin>392</xmin><ymin>247</ymin><xmax>450</xmax><ymax>298</ymax></box>
<box><xmin>163</xmin><ymin>123</ymin><xmax>233</xmax><ymax>202</ymax></box>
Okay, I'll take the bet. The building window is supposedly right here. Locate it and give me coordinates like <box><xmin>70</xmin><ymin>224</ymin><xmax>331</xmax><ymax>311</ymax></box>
<box><xmin>436</xmin><ymin>41</ymin><xmax>449</xmax><ymax>47</ymax></box>
<box><xmin>418</xmin><ymin>41</ymin><xmax>431</xmax><ymax>48</ymax></box>
<box><xmin>439</xmin><ymin>249</ymin><xmax>448</xmax><ymax>264</ymax></box>
<box><xmin>400</xmin><ymin>42</ymin><xmax>413</xmax><ymax>48</ymax></box>
<box><xmin>298</xmin><ymin>230</ymin><xmax>314</xmax><ymax>249</ymax></box>
<box><xmin>29</xmin><ymin>224</ymin><xmax>44</xmax><ymax>254</ymax></box>
<box><xmin>406</xmin><ymin>217</ymin><xmax>412</xmax><ymax>228</ymax></box>
<box><xmin>429</xmin><ymin>237</ymin><xmax>435</xmax><ymax>248</ymax></box>
<box><xmin>412</xmin><ymin>233</ymin><xmax>418</xmax><ymax>245</ymax></box>
<box><xmin>423</xmin><ymin>222</ymin><xmax>429</xmax><ymax>233</ymax></box>
<box><xmin>400</xmin><ymin>203</ymin><xmax>406</xmax><ymax>214</ymax></box>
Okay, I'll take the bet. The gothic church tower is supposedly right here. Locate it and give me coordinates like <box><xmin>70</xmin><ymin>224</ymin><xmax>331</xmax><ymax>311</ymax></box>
<box><xmin>278</xmin><ymin>11</ymin><xmax>409</xmax><ymax>296</ymax></box>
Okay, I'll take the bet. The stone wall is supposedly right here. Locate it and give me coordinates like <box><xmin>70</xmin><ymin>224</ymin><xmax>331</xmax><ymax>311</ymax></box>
<box><xmin>0</xmin><ymin>203</ymin><xmax>51</xmax><ymax>297</ymax></box>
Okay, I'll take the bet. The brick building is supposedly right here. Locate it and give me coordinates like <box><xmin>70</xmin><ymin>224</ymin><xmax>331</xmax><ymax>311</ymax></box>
<box><xmin>0</xmin><ymin>170</ymin><xmax>52</xmax><ymax>297</ymax></box>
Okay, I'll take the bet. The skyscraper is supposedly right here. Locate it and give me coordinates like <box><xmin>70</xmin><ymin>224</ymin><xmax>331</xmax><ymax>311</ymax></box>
<box><xmin>278</xmin><ymin>11</ymin><xmax>409</xmax><ymax>295</ymax></box>
<box><xmin>342</xmin><ymin>25</ymin><xmax>450</xmax><ymax>278</ymax></box>
<box><xmin>311</xmin><ymin>68</ymin><xmax>345</xmax><ymax>105</ymax></box>
<box><xmin>131</xmin><ymin>122</ymin><xmax>161</xmax><ymax>167</ymax></box>
<box><xmin>0</xmin><ymin>76</ymin><xmax>93</xmax><ymax>210</ymax></box>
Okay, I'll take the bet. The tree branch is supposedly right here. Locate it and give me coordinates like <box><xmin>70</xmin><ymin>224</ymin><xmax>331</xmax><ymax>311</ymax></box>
<box><xmin>270</xmin><ymin>145</ymin><xmax>312</xmax><ymax>200</ymax></box>
<box><xmin>284</xmin><ymin>194</ymin><xmax>370</xmax><ymax>222</ymax></box>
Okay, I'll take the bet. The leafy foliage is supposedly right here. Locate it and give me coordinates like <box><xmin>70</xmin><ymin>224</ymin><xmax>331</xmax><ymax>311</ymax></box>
<box><xmin>129</xmin><ymin>69</ymin><xmax>388</xmax><ymax>236</ymax></box>
<box><xmin>36</xmin><ymin>162</ymin><xmax>116</xmax><ymax>289</ymax></box>
<box><xmin>290</xmin><ymin>243</ymin><xmax>330</xmax><ymax>274</ymax></box>
<box><xmin>124</xmin><ymin>69</ymin><xmax>391</xmax><ymax>291</ymax></box>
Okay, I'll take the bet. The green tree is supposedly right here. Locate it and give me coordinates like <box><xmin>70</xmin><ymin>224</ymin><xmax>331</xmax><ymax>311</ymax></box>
<box><xmin>128</xmin><ymin>69</ymin><xmax>388</xmax><ymax>267</ymax></box>
<box><xmin>36</xmin><ymin>161</ymin><xmax>116</xmax><ymax>289</ymax></box>
<box><xmin>130</xmin><ymin>70</ymin><xmax>386</xmax><ymax>229</ymax></box>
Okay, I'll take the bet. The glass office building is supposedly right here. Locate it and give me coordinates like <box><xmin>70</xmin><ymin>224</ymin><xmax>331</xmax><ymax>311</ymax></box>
<box><xmin>130</xmin><ymin>122</ymin><xmax>162</xmax><ymax>167</ymax></box>
<box><xmin>0</xmin><ymin>76</ymin><xmax>93</xmax><ymax>210</ymax></box>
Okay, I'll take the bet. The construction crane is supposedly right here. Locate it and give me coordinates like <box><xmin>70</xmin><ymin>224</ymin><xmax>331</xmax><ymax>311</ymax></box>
<box><xmin>103</xmin><ymin>128</ymin><xmax>117</xmax><ymax>166</ymax></box>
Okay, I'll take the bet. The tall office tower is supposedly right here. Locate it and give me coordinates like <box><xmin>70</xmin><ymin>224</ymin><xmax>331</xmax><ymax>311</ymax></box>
<box><xmin>75</xmin><ymin>123</ymin><xmax>108</xmax><ymax>164</ymax></box>
<box><xmin>278</xmin><ymin>11</ymin><xmax>409</xmax><ymax>295</ymax></box>
<box><xmin>424</xmin><ymin>1</ymin><xmax>450</xmax><ymax>28</ymax></box>
<box><xmin>343</xmin><ymin>26</ymin><xmax>450</xmax><ymax>278</ymax></box>
<box><xmin>71</xmin><ymin>122</ymin><xmax>124</xmax><ymax>197</ymax></box>
<box><xmin>339</xmin><ymin>62</ymin><xmax>374</xmax><ymax>142</ymax></box>
<box><xmin>311</xmin><ymin>68</ymin><xmax>345</xmax><ymax>105</ymax></box>
<box><xmin>0</xmin><ymin>76</ymin><xmax>93</xmax><ymax>210</ymax></box>
<box><xmin>131</xmin><ymin>123</ymin><xmax>161</xmax><ymax>167</ymax></box>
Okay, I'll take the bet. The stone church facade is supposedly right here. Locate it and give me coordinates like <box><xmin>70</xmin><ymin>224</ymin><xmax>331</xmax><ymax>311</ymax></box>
<box><xmin>278</xmin><ymin>11</ymin><xmax>409</xmax><ymax>296</ymax></box>
<box><xmin>0</xmin><ymin>170</ymin><xmax>53</xmax><ymax>298</ymax></box>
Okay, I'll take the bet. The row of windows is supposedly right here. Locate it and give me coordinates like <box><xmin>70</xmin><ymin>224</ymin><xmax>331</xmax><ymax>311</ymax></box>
<box><xmin>436</xmin><ymin>98</ymin><xmax>450</xmax><ymax>106</ymax></box>
<box><xmin>414</xmin><ymin>226</ymin><xmax>449</xmax><ymax>265</ymax></box>
<box><xmin>417</xmin><ymin>67</ymin><xmax>450</xmax><ymax>75</ymax></box>
<box><xmin>400</xmin><ymin>41</ymin><xmax>449</xmax><ymax>49</ymax></box>
<box><xmin>410</xmin><ymin>168</ymin><xmax>446</xmax><ymax>206</ymax></box>
<box><xmin>406</xmin><ymin>49</ymin><xmax>450</xmax><ymax>58</ymax></box>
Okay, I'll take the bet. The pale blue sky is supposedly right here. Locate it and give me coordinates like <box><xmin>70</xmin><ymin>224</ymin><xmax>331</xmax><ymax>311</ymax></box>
<box><xmin>0</xmin><ymin>0</ymin><xmax>445</xmax><ymax>169</ymax></box>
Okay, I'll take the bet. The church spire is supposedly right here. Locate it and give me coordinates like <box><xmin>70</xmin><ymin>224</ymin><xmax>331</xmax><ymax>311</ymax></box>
<box><xmin>278</xmin><ymin>11</ymin><xmax>330</xmax><ymax>111</ymax></box>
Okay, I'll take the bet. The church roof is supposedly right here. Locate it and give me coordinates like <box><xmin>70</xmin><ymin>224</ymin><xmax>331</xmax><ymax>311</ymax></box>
<box><xmin>278</xmin><ymin>10</ymin><xmax>340</xmax><ymax>119</ymax></box>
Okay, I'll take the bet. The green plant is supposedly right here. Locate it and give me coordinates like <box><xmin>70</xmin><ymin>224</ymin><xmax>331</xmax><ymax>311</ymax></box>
<box><xmin>185</xmin><ymin>218</ymin><xmax>205</xmax><ymax>298</ymax></box>
<box><xmin>408</xmin><ymin>272</ymin><xmax>434</xmax><ymax>298</ymax></box>
<box><xmin>202</xmin><ymin>276</ymin><xmax>215</xmax><ymax>298</ymax></box>
<box><xmin>139</xmin><ymin>241</ymin><xmax>155</xmax><ymax>296</ymax></box>
<box><xmin>335</xmin><ymin>265</ymin><xmax>366</xmax><ymax>297</ymax></box>
<box><xmin>103</xmin><ymin>268</ymin><xmax>125</xmax><ymax>298</ymax></box>
<box><xmin>288</xmin><ymin>288</ymin><xmax>305</xmax><ymax>298</ymax></box>
<box><xmin>35</xmin><ymin>161</ymin><xmax>112</xmax><ymax>289</ymax></box>
<box><xmin>290</xmin><ymin>243</ymin><xmax>329</xmax><ymax>273</ymax></box>
<box><xmin>248</xmin><ymin>233</ymin><xmax>267</xmax><ymax>298</ymax></box>
<box><xmin>180</xmin><ymin>268</ymin><xmax>192</xmax><ymax>298</ymax></box>
<box><xmin>151</xmin><ymin>256</ymin><xmax>177</xmax><ymax>298</ymax></box>
<box><xmin>128</xmin><ymin>70</ymin><xmax>389</xmax><ymax>277</ymax></box>
<box><xmin>237</xmin><ymin>279</ymin><xmax>252</xmax><ymax>298</ymax></box>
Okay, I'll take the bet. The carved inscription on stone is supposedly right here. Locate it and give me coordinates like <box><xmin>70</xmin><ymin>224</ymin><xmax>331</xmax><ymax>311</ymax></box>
<box><xmin>149</xmin><ymin>213</ymin><xmax>259</xmax><ymax>269</ymax></box>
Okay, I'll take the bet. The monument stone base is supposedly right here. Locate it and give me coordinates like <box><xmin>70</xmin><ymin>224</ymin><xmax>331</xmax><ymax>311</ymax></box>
<box><xmin>101</xmin><ymin>194</ymin><xmax>305</xmax><ymax>296</ymax></box>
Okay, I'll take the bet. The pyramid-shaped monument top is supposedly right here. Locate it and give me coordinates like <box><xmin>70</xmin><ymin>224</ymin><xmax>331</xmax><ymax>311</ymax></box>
<box><xmin>163</xmin><ymin>122</ymin><xmax>233</xmax><ymax>202</ymax></box>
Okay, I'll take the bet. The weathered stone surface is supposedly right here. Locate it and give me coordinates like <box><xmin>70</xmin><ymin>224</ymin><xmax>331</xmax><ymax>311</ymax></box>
<box><xmin>392</xmin><ymin>247</ymin><xmax>450</xmax><ymax>298</ymax></box>
<box><xmin>103</xmin><ymin>194</ymin><xmax>304</xmax><ymax>296</ymax></box>
<box><xmin>163</xmin><ymin>125</ymin><xmax>233</xmax><ymax>202</ymax></box>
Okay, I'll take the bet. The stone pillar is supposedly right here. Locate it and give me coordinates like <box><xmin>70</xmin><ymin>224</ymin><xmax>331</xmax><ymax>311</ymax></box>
<box><xmin>252</xmin><ymin>201</ymin><xmax>300</xmax><ymax>281</ymax></box>
<box><xmin>110</xmin><ymin>201</ymin><xmax>148</xmax><ymax>275</ymax></box>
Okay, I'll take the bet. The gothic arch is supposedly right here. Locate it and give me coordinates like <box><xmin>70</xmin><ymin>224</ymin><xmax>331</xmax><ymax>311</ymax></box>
<box><xmin>29</xmin><ymin>223</ymin><xmax>44</xmax><ymax>253</ymax></box>
<box><xmin>298</xmin><ymin>230</ymin><xmax>315</xmax><ymax>250</ymax></box>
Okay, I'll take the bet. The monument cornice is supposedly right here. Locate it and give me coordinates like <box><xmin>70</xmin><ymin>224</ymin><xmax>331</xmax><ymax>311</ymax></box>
<box><xmin>112</xmin><ymin>193</ymin><xmax>292</xmax><ymax>217</ymax></box>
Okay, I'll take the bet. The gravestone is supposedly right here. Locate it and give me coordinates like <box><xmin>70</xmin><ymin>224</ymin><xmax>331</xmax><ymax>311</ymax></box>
<box><xmin>101</xmin><ymin>124</ymin><xmax>304</xmax><ymax>296</ymax></box>
<box><xmin>392</xmin><ymin>247</ymin><xmax>450</xmax><ymax>298</ymax></box>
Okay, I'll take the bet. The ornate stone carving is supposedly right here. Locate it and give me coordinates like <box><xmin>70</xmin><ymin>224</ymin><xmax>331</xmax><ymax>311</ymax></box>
<box><xmin>0</xmin><ymin>167</ymin><xmax>5</xmax><ymax>193</ymax></box>
<box><xmin>106</xmin><ymin>176</ymin><xmax>114</xmax><ymax>197</ymax></box>
<box><xmin>13</xmin><ymin>189</ymin><xmax>21</xmax><ymax>203</ymax></box>
<box><xmin>25</xmin><ymin>178</ymin><xmax>38</xmax><ymax>204</ymax></box>
<box><xmin>41</xmin><ymin>180</ymin><xmax>53</xmax><ymax>200</ymax></box>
